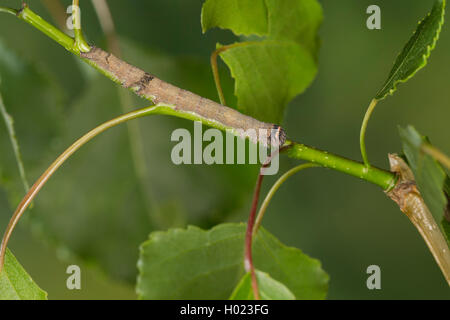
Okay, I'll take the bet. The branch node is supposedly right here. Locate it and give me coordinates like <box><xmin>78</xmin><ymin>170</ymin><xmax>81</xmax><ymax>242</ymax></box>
<box><xmin>386</xmin><ymin>154</ymin><xmax>450</xmax><ymax>284</ymax></box>
<box><xmin>17</xmin><ymin>3</ymin><xmax>27</xmax><ymax>16</ymax></box>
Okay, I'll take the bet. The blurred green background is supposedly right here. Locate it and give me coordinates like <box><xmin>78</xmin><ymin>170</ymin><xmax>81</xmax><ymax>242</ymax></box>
<box><xmin>0</xmin><ymin>0</ymin><xmax>449</xmax><ymax>299</ymax></box>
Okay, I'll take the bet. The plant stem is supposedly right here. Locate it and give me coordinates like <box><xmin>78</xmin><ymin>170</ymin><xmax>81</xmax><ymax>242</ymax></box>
<box><xmin>287</xmin><ymin>141</ymin><xmax>396</xmax><ymax>191</ymax></box>
<box><xmin>90</xmin><ymin>0</ymin><xmax>164</xmax><ymax>228</ymax></box>
<box><xmin>245</xmin><ymin>172</ymin><xmax>263</xmax><ymax>300</ymax></box>
<box><xmin>244</xmin><ymin>148</ymin><xmax>285</xmax><ymax>300</ymax></box>
<box><xmin>72</xmin><ymin>0</ymin><xmax>90</xmax><ymax>52</ymax></box>
<box><xmin>388</xmin><ymin>154</ymin><xmax>450</xmax><ymax>284</ymax></box>
<box><xmin>91</xmin><ymin>0</ymin><xmax>121</xmax><ymax>55</ymax></box>
<box><xmin>410</xmin><ymin>205</ymin><xmax>450</xmax><ymax>284</ymax></box>
<box><xmin>0</xmin><ymin>104</ymin><xmax>178</xmax><ymax>272</ymax></box>
<box><xmin>253</xmin><ymin>163</ymin><xmax>319</xmax><ymax>233</ymax></box>
<box><xmin>0</xmin><ymin>91</ymin><xmax>29</xmax><ymax>192</ymax></box>
<box><xmin>0</xmin><ymin>6</ymin><xmax>17</xmax><ymax>15</ymax></box>
<box><xmin>0</xmin><ymin>102</ymin><xmax>285</xmax><ymax>272</ymax></box>
<box><xmin>360</xmin><ymin>99</ymin><xmax>378</xmax><ymax>167</ymax></box>
<box><xmin>421</xmin><ymin>143</ymin><xmax>450</xmax><ymax>170</ymax></box>
<box><xmin>210</xmin><ymin>42</ymin><xmax>254</xmax><ymax>105</ymax></box>
<box><xmin>17</xmin><ymin>4</ymin><xmax>77</xmax><ymax>54</ymax></box>
<box><xmin>40</xmin><ymin>0</ymin><xmax>162</xmax><ymax>227</ymax></box>
<box><xmin>0</xmin><ymin>6</ymin><xmax>393</xmax><ymax>189</ymax></box>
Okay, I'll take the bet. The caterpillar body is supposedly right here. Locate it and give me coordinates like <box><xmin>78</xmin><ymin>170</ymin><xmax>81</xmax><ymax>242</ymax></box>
<box><xmin>81</xmin><ymin>47</ymin><xmax>286</xmax><ymax>147</ymax></box>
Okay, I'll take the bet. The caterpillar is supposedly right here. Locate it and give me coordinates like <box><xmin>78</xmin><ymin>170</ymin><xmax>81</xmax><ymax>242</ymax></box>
<box><xmin>81</xmin><ymin>47</ymin><xmax>287</xmax><ymax>147</ymax></box>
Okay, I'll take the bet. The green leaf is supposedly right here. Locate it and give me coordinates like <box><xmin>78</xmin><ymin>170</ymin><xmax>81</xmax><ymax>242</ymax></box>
<box><xmin>375</xmin><ymin>0</ymin><xmax>446</xmax><ymax>100</ymax></box>
<box><xmin>201</xmin><ymin>0</ymin><xmax>268</xmax><ymax>36</ymax></box>
<box><xmin>220</xmin><ymin>41</ymin><xmax>316</xmax><ymax>123</ymax></box>
<box><xmin>265</xmin><ymin>0</ymin><xmax>323</xmax><ymax>55</ymax></box>
<box><xmin>202</xmin><ymin>0</ymin><xmax>322</xmax><ymax>124</ymax></box>
<box><xmin>229</xmin><ymin>270</ymin><xmax>296</xmax><ymax>300</ymax></box>
<box><xmin>0</xmin><ymin>249</ymin><xmax>47</xmax><ymax>300</ymax></box>
<box><xmin>137</xmin><ymin>223</ymin><xmax>328</xmax><ymax>300</ymax></box>
<box><xmin>399</xmin><ymin>126</ymin><xmax>447</xmax><ymax>224</ymax></box>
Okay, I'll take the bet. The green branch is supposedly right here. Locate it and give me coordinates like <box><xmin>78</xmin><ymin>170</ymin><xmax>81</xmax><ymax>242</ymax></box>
<box><xmin>72</xmin><ymin>0</ymin><xmax>90</xmax><ymax>52</ymax></box>
<box><xmin>0</xmin><ymin>7</ymin><xmax>17</xmax><ymax>15</ymax></box>
<box><xmin>0</xmin><ymin>4</ymin><xmax>397</xmax><ymax>193</ymax></box>
<box><xmin>0</xmin><ymin>104</ymin><xmax>181</xmax><ymax>272</ymax></box>
<box><xmin>286</xmin><ymin>141</ymin><xmax>396</xmax><ymax>190</ymax></box>
<box><xmin>210</xmin><ymin>42</ymin><xmax>255</xmax><ymax>105</ymax></box>
<box><xmin>90</xmin><ymin>0</ymin><xmax>164</xmax><ymax>227</ymax></box>
<box><xmin>254</xmin><ymin>163</ymin><xmax>319</xmax><ymax>233</ymax></box>
<box><xmin>17</xmin><ymin>4</ymin><xmax>76</xmax><ymax>53</ymax></box>
<box><xmin>421</xmin><ymin>143</ymin><xmax>450</xmax><ymax>170</ymax></box>
<box><xmin>1</xmin><ymin>4</ymin><xmax>397</xmax><ymax>191</ymax></box>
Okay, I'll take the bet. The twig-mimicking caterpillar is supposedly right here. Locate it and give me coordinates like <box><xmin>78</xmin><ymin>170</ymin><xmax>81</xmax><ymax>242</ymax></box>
<box><xmin>81</xmin><ymin>47</ymin><xmax>287</xmax><ymax>147</ymax></box>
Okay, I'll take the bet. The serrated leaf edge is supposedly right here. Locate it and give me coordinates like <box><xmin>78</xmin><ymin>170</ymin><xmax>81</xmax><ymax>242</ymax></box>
<box><xmin>200</xmin><ymin>0</ymin><xmax>269</xmax><ymax>37</ymax></box>
<box><xmin>376</xmin><ymin>0</ymin><xmax>446</xmax><ymax>101</ymax></box>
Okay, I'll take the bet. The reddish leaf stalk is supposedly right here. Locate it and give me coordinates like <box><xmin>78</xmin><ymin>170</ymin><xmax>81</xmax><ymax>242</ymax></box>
<box><xmin>245</xmin><ymin>145</ymin><xmax>290</xmax><ymax>300</ymax></box>
<box><xmin>245</xmin><ymin>171</ymin><xmax>264</xmax><ymax>300</ymax></box>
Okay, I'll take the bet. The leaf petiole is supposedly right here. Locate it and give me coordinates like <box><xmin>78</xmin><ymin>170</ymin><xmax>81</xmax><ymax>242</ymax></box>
<box><xmin>253</xmin><ymin>163</ymin><xmax>319</xmax><ymax>233</ymax></box>
<box><xmin>210</xmin><ymin>42</ymin><xmax>255</xmax><ymax>106</ymax></box>
<box><xmin>421</xmin><ymin>143</ymin><xmax>450</xmax><ymax>170</ymax></box>
<box><xmin>0</xmin><ymin>6</ymin><xmax>17</xmax><ymax>15</ymax></box>
<box><xmin>72</xmin><ymin>0</ymin><xmax>90</xmax><ymax>53</ymax></box>
<box><xmin>359</xmin><ymin>99</ymin><xmax>378</xmax><ymax>167</ymax></box>
<box><xmin>245</xmin><ymin>146</ymin><xmax>292</xmax><ymax>300</ymax></box>
<box><xmin>0</xmin><ymin>105</ymin><xmax>167</xmax><ymax>272</ymax></box>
